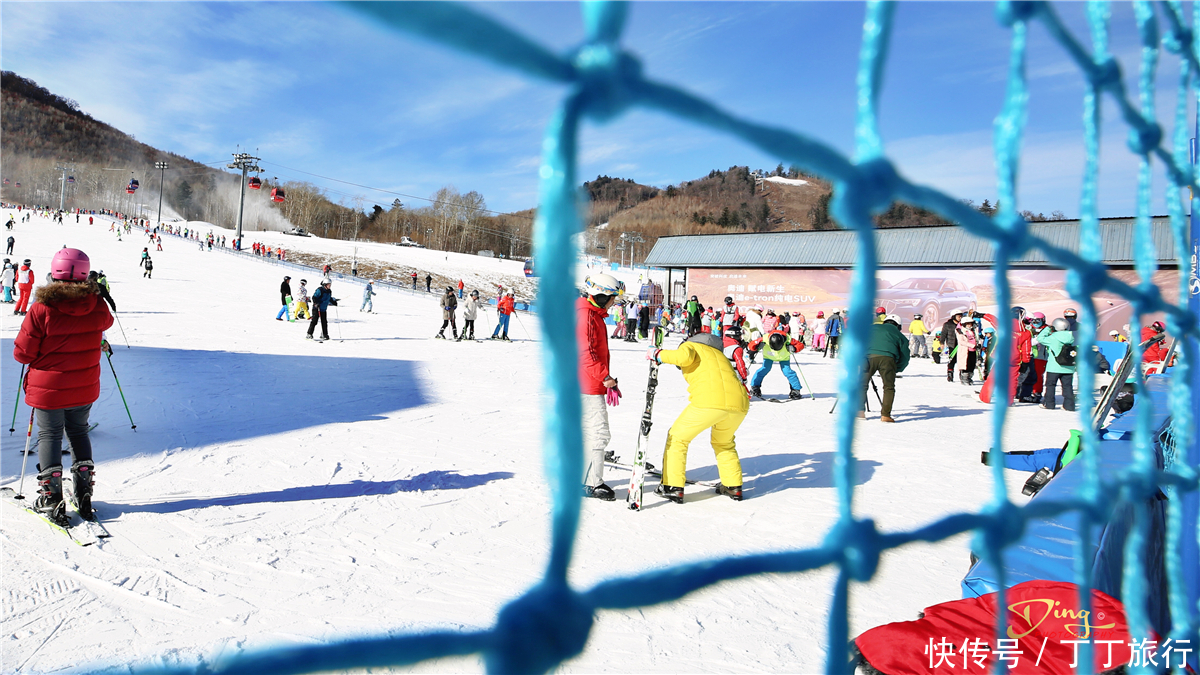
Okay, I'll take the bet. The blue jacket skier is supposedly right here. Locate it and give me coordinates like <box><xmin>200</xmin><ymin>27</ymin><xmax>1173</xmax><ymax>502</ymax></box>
<box><xmin>361</xmin><ymin>281</ymin><xmax>376</xmax><ymax>313</ymax></box>
<box><xmin>306</xmin><ymin>280</ymin><xmax>338</xmax><ymax>340</ymax></box>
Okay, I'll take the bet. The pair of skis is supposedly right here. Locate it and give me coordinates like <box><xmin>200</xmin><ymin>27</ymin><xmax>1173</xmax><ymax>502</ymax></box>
<box><xmin>1</xmin><ymin>486</ymin><xmax>111</xmax><ymax>546</ymax></box>
<box><xmin>627</xmin><ymin>327</ymin><xmax>664</xmax><ymax>511</ymax></box>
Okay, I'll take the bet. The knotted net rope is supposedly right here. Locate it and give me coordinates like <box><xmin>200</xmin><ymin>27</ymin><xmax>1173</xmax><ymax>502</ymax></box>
<box><xmin>136</xmin><ymin>2</ymin><xmax>1198</xmax><ymax>673</ymax></box>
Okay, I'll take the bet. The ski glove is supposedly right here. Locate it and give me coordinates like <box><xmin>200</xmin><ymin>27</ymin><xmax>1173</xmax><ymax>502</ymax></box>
<box><xmin>646</xmin><ymin>348</ymin><xmax>662</xmax><ymax>363</ymax></box>
<box><xmin>605</xmin><ymin>386</ymin><xmax>622</xmax><ymax>406</ymax></box>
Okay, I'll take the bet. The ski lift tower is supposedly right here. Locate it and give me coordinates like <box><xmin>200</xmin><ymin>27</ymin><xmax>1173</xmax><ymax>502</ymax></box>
<box><xmin>227</xmin><ymin>151</ymin><xmax>261</xmax><ymax>243</ymax></box>
<box><xmin>55</xmin><ymin>164</ymin><xmax>75</xmax><ymax>211</ymax></box>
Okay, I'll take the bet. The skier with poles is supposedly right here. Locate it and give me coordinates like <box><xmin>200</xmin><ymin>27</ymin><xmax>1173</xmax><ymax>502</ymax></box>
<box><xmin>12</xmin><ymin>248</ymin><xmax>112</xmax><ymax>523</ymax></box>
<box><xmin>579</xmin><ymin>274</ymin><xmax>623</xmax><ymax>501</ymax></box>
<box><xmin>859</xmin><ymin>314</ymin><xmax>910</xmax><ymax>422</ymax></box>
<box><xmin>746</xmin><ymin>325</ymin><xmax>805</xmax><ymax>400</ymax></box>
<box><xmin>490</xmin><ymin>291</ymin><xmax>515</xmax><ymax>341</ymax></box>
<box><xmin>436</xmin><ymin>286</ymin><xmax>458</xmax><ymax>339</ymax></box>
<box><xmin>458</xmin><ymin>290</ymin><xmax>484</xmax><ymax>341</ymax></box>
<box><xmin>305</xmin><ymin>280</ymin><xmax>338</xmax><ymax>341</ymax></box>
<box><xmin>645</xmin><ymin>332</ymin><xmax>748</xmax><ymax>503</ymax></box>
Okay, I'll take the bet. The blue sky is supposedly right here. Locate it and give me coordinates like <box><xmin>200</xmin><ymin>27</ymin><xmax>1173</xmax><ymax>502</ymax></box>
<box><xmin>1</xmin><ymin>2</ymin><xmax>1193</xmax><ymax>218</ymax></box>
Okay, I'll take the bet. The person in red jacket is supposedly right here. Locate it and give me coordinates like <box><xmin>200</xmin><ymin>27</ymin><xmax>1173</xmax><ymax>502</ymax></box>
<box><xmin>13</xmin><ymin>248</ymin><xmax>113</xmax><ymax>524</ymax></box>
<box><xmin>1141</xmin><ymin>321</ymin><xmax>1169</xmax><ymax>373</ymax></box>
<box><xmin>578</xmin><ymin>274</ymin><xmax>624</xmax><ymax>501</ymax></box>
<box><xmin>13</xmin><ymin>258</ymin><xmax>33</xmax><ymax>315</ymax></box>
<box><xmin>490</xmin><ymin>291</ymin><xmax>516</xmax><ymax>341</ymax></box>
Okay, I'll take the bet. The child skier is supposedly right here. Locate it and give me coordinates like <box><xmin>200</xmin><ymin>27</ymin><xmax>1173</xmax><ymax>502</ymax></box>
<box><xmin>747</xmin><ymin>327</ymin><xmax>804</xmax><ymax>399</ymax></box>
<box><xmin>143</xmin><ymin>256</ymin><xmax>153</xmax><ymax>279</ymax></box>
<box><xmin>646</xmin><ymin>333</ymin><xmax>748</xmax><ymax>502</ymax></box>
<box><xmin>13</xmin><ymin>248</ymin><xmax>113</xmax><ymax>523</ymax></box>
<box><xmin>458</xmin><ymin>290</ymin><xmax>484</xmax><ymax>341</ymax></box>
<box><xmin>490</xmin><ymin>292</ymin><xmax>515</xmax><ymax>341</ymax></box>
<box><xmin>295</xmin><ymin>280</ymin><xmax>310</xmax><ymax>320</ymax></box>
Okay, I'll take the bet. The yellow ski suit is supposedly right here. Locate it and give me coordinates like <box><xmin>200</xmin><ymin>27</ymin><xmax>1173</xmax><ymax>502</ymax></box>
<box><xmin>657</xmin><ymin>340</ymin><xmax>749</xmax><ymax>488</ymax></box>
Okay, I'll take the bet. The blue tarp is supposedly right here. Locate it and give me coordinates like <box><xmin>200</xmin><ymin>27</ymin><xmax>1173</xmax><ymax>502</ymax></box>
<box><xmin>961</xmin><ymin>375</ymin><xmax>1172</xmax><ymax>636</ymax></box>
<box><xmin>1094</xmin><ymin>339</ymin><xmax>1129</xmax><ymax>375</ymax></box>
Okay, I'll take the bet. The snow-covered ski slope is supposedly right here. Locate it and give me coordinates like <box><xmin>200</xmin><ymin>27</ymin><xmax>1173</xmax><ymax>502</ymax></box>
<box><xmin>2</xmin><ymin>212</ymin><xmax>1077</xmax><ymax>673</ymax></box>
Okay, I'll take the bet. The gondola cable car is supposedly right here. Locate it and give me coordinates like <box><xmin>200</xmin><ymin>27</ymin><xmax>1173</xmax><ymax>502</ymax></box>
<box><xmin>67</xmin><ymin>176</ymin><xmax>76</xmax><ymax>184</ymax></box>
<box><xmin>248</xmin><ymin>176</ymin><xmax>262</xmax><ymax>190</ymax></box>
<box><xmin>270</xmin><ymin>177</ymin><xmax>285</xmax><ymax>203</ymax></box>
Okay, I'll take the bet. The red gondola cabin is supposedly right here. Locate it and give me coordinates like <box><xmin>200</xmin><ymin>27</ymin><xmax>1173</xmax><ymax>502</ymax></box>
<box><xmin>248</xmin><ymin>177</ymin><xmax>262</xmax><ymax>190</ymax></box>
<box><xmin>271</xmin><ymin>187</ymin><xmax>286</xmax><ymax>203</ymax></box>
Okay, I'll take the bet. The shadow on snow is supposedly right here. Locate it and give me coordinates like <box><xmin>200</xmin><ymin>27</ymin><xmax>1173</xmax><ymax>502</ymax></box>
<box><xmin>106</xmin><ymin>470</ymin><xmax>515</xmax><ymax>515</ymax></box>
<box><xmin>0</xmin><ymin>340</ymin><xmax>430</xmax><ymax>479</ymax></box>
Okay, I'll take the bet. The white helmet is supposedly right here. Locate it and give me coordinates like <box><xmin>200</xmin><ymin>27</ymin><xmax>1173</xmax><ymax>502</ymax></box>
<box><xmin>584</xmin><ymin>273</ymin><xmax>624</xmax><ymax>297</ymax></box>
<box><xmin>885</xmin><ymin>314</ymin><xmax>901</xmax><ymax>325</ymax></box>
<box><xmin>752</xmin><ymin>304</ymin><xmax>764</xmax><ymax>312</ymax></box>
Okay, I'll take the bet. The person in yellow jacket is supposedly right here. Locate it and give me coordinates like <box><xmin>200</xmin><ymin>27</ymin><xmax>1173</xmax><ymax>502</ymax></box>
<box><xmin>646</xmin><ymin>332</ymin><xmax>748</xmax><ymax>503</ymax></box>
<box><xmin>907</xmin><ymin>313</ymin><xmax>929</xmax><ymax>358</ymax></box>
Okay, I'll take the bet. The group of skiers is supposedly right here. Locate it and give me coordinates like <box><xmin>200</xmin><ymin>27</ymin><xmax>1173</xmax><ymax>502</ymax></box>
<box><xmin>436</xmin><ymin>284</ymin><xmax>515</xmax><ymax>341</ymax></box>
<box><xmin>3</xmin><ymin>257</ymin><xmax>35</xmax><ymax>314</ymax></box>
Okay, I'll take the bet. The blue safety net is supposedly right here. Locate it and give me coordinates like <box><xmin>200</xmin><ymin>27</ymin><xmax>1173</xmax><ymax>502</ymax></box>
<box><xmin>134</xmin><ymin>2</ymin><xmax>1198</xmax><ymax>673</ymax></box>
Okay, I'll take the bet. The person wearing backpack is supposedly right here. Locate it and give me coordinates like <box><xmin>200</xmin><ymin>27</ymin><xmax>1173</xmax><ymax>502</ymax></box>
<box><xmin>1039</xmin><ymin>317</ymin><xmax>1077</xmax><ymax>411</ymax></box>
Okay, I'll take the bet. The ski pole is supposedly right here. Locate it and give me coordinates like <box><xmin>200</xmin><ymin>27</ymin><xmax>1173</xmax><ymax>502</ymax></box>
<box><xmin>106</xmin><ymin>352</ymin><xmax>137</xmax><ymax>430</ymax></box>
<box><xmin>870</xmin><ymin>376</ymin><xmax>884</xmax><ymax>407</ymax></box>
<box><xmin>15</xmin><ymin>407</ymin><xmax>35</xmax><ymax>498</ymax></box>
<box><xmin>114</xmin><ymin>311</ymin><xmax>131</xmax><ymax>348</ymax></box>
<box><xmin>334</xmin><ymin>306</ymin><xmax>344</xmax><ymax>341</ymax></box>
<box><xmin>790</xmin><ymin>354</ymin><xmax>815</xmax><ymax>400</ymax></box>
<box><xmin>9</xmin><ymin>364</ymin><xmax>25</xmax><ymax>434</ymax></box>
<box><xmin>512</xmin><ymin>309</ymin><xmax>531</xmax><ymax>340</ymax></box>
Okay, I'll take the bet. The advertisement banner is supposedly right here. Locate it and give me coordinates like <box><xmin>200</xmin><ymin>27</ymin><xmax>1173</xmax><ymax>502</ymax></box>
<box><xmin>687</xmin><ymin>268</ymin><xmax>1180</xmax><ymax>337</ymax></box>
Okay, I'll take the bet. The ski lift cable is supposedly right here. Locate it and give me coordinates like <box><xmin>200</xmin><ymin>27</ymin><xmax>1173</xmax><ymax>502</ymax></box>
<box><xmin>258</xmin><ymin>160</ymin><xmax>534</xmax><ymax>221</ymax></box>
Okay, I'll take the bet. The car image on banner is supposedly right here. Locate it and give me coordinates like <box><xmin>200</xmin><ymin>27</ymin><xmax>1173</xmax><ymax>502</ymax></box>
<box><xmin>876</xmin><ymin>277</ymin><xmax>977</xmax><ymax>329</ymax></box>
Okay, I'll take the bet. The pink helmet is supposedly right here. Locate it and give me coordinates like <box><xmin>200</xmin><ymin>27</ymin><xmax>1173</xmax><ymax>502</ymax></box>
<box><xmin>51</xmin><ymin>248</ymin><xmax>90</xmax><ymax>281</ymax></box>
<box><xmin>1030</xmin><ymin>312</ymin><xmax>1046</xmax><ymax>321</ymax></box>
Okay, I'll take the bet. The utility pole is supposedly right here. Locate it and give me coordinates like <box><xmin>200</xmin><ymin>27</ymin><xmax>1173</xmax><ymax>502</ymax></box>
<box><xmin>226</xmin><ymin>151</ymin><xmax>261</xmax><ymax>243</ymax></box>
<box><xmin>55</xmin><ymin>164</ymin><xmax>74</xmax><ymax>211</ymax></box>
<box><xmin>154</xmin><ymin>161</ymin><xmax>169</xmax><ymax>226</ymax></box>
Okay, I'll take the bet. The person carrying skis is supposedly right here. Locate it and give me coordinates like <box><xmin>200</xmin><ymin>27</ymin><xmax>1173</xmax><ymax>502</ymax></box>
<box><xmin>490</xmin><ymin>292</ymin><xmax>515</xmax><ymax>341</ymax></box>
<box><xmin>646</xmin><ymin>332</ymin><xmax>748</xmax><ymax>503</ymax></box>
<box><xmin>747</xmin><ymin>325</ymin><xmax>804</xmax><ymax>399</ymax></box>
<box><xmin>12</xmin><ymin>248</ymin><xmax>112</xmax><ymax>523</ymax></box>
<box><xmin>437</xmin><ymin>286</ymin><xmax>458</xmax><ymax>339</ymax></box>
<box><xmin>306</xmin><ymin>280</ymin><xmax>338</xmax><ymax>341</ymax></box>
<box><xmin>720</xmin><ymin>296</ymin><xmax>742</xmax><ymax>338</ymax></box>
<box><xmin>907</xmin><ymin>313</ymin><xmax>929</xmax><ymax>358</ymax></box>
<box><xmin>295</xmin><ymin>280</ymin><xmax>310</xmax><ymax>320</ymax></box>
<box><xmin>459</xmin><ymin>290</ymin><xmax>484</xmax><ymax>341</ymax></box>
<box><xmin>14</xmin><ymin>258</ymin><xmax>34</xmax><ymax>315</ymax></box>
<box><xmin>859</xmin><ymin>314</ymin><xmax>910</xmax><ymax>422</ymax></box>
<box><xmin>579</xmin><ymin>274</ymin><xmax>623</xmax><ymax>501</ymax></box>
<box><xmin>824</xmin><ymin>310</ymin><xmax>844</xmax><ymax>358</ymax></box>
<box><xmin>142</xmin><ymin>256</ymin><xmax>154</xmax><ymax>279</ymax></box>
<box><xmin>276</xmin><ymin>276</ymin><xmax>293</xmax><ymax>321</ymax></box>
<box><xmin>361</xmin><ymin>281</ymin><xmax>377</xmax><ymax>313</ymax></box>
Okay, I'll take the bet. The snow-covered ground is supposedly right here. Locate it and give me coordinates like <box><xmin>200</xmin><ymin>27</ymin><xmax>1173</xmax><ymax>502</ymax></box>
<box><xmin>1</xmin><ymin>212</ymin><xmax>1079</xmax><ymax>673</ymax></box>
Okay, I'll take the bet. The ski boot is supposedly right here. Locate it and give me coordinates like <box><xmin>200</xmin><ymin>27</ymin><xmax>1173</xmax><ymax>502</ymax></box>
<box><xmin>750</xmin><ymin>385</ymin><xmax>762</xmax><ymax>397</ymax></box>
<box><xmin>789</xmin><ymin>388</ymin><xmax>804</xmax><ymax>400</ymax></box>
<box><xmin>71</xmin><ymin>460</ymin><xmax>95</xmax><ymax>521</ymax></box>
<box><xmin>582</xmin><ymin>483</ymin><xmax>615</xmax><ymax>501</ymax></box>
<box><xmin>34</xmin><ymin>464</ymin><xmax>68</xmax><ymax>526</ymax></box>
<box><xmin>603</xmin><ymin>450</ymin><xmax>618</xmax><ymax>463</ymax></box>
<box><xmin>435</xmin><ymin>332</ymin><xmax>446</xmax><ymax>340</ymax></box>
<box><xmin>1022</xmin><ymin>467</ymin><xmax>1053</xmax><ymax>496</ymax></box>
<box><xmin>655</xmin><ymin>484</ymin><xmax>684</xmax><ymax>504</ymax></box>
<box><xmin>501</xmin><ymin>335</ymin><xmax>511</xmax><ymax>342</ymax></box>
<box><xmin>716</xmin><ymin>484</ymin><xmax>743</xmax><ymax>501</ymax></box>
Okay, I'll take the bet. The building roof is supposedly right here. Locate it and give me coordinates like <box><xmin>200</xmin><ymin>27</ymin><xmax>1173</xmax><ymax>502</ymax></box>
<box><xmin>643</xmin><ymin>217</ymin><xmax>1181</xmax><ymax>269</ymax></box>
